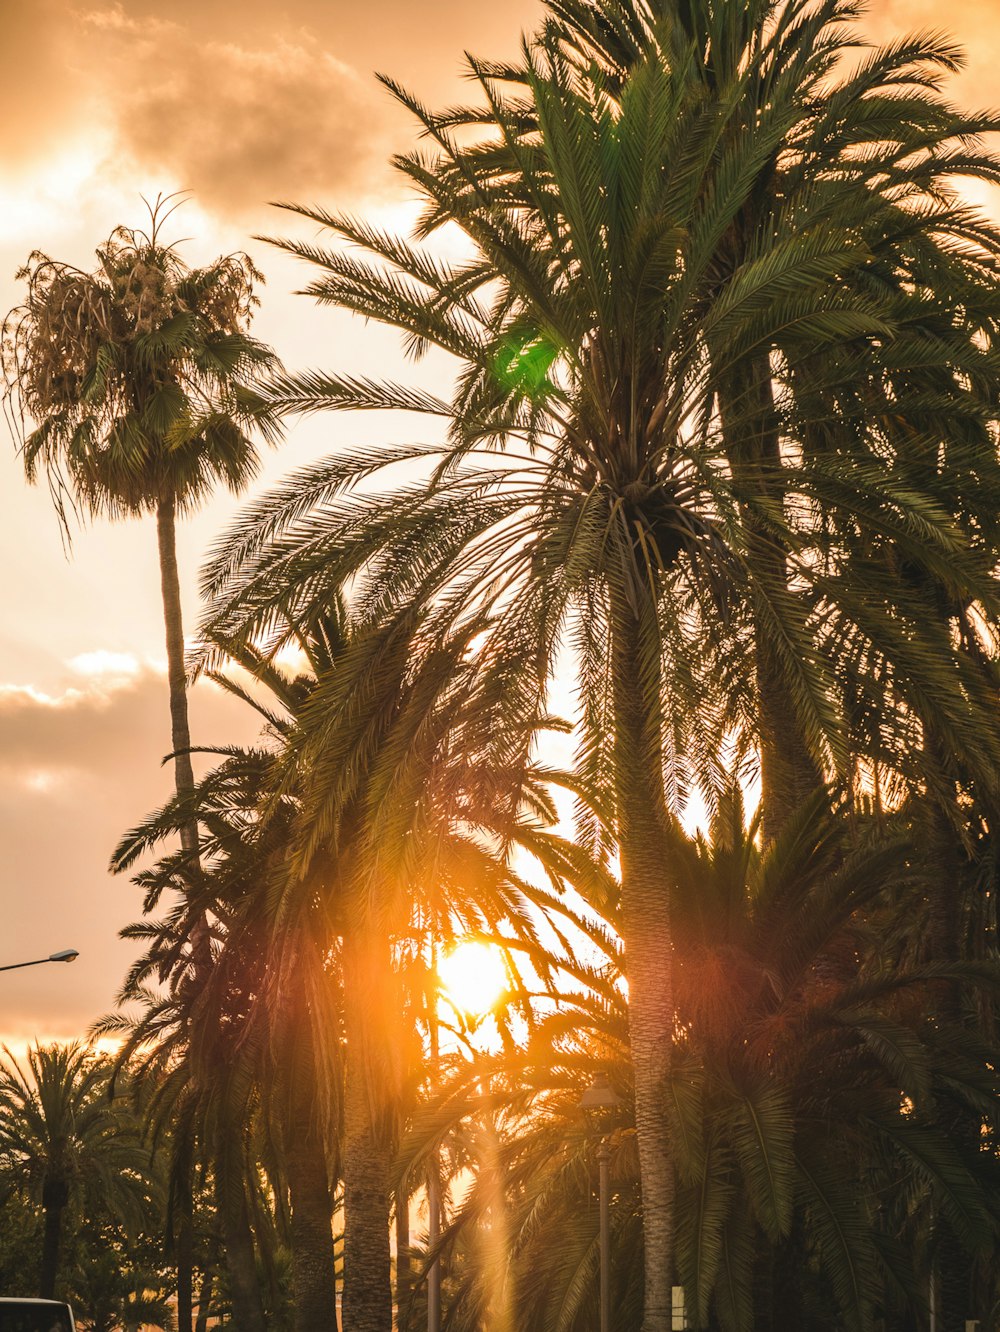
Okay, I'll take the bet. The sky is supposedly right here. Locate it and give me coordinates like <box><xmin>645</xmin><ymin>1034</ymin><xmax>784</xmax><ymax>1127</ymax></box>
<box><xmin>0</xmin><ymin>0</ymin><xmax>997</xmax><ymax>1047</ymax></box>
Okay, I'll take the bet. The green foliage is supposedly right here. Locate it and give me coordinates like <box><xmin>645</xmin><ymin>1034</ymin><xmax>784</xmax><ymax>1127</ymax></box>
<box><xmin>0</xmin><ymin>1045</ymin><xmax>156</xmax><ymax>1299</ymax></box>
<box><xmin>68</xmin><ymin>1221</ymin><xmax>174</xmax><ymax>1332</ymax></box>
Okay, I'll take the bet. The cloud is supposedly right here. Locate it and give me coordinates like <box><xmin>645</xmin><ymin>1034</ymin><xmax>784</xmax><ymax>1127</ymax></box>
<box><xmin>77</xmin><ymin>8</ymin><xmax>394</xmax><ymax>215</ymax></box>
<box><xmin>0</xmin><ymin>660</ymin><xmax>262</xmax><ymax>1038</ymax></box>
<box><xmin>67</xmin><ymin>649</ymin><xmax>145</xmax><ymax>687</ymax></box>
<box><xmin>0</xmin><ymin>0</ymin><xmax>545</xmax><ymax>229</ymax></box>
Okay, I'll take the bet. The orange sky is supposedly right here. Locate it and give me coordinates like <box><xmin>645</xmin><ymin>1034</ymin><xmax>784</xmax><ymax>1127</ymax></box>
<box><xmin>0</xmin><ymin>0</ymin><xmax>996</xmax><ymax>1044</ymax></box>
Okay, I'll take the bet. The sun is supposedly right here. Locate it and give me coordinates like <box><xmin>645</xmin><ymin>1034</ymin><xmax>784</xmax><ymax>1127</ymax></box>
<box><xmin>438</xmin><ymin>941</ymin><xmax>508</xmax><ymax>1018</ymax></box>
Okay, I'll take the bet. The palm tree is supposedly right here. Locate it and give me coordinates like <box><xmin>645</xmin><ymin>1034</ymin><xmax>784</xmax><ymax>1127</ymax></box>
<box><xmin>69</xmin><ymin>1221</ymin><xmax>175</xmax><ymax>1332</ymax></box>
<box><xmin>0</xmin><ymin>1043</ymin><xmax>153</xmax><ymax>1298</ymax></box>
<box><xmin>1</xmin><ymin>196</ymin><xmax>280</xmax><ymax>893</ymax></box>
<box><xmin>665</xmin><ymin>789</ymin><xmax>1000</xmax><ymax>1332</ymax></box>
<box><xmin>105</xmin><ymin>592</ymin><xmax>566</xmax><ymax>1332</ymax></box>
<box><xmin>3</xmin><ymin>202</ymin><xmax>280</xmax><ymax>1332</ymax></box>
<box><xmin>199</xmin><ymin>10</ymin><xmax>1000</xmax><ymax>1322</ymax></box>
<box><xmin>99</xmin><ymin>812</ymin><xmax>277</xmax><ymax>1332</ymax></box>
<box><xmin>219</xmin><ymin>605</ymin><xmax>570</xmax><ymax>1332</ymax></box>
<box><xmin>454</xmin><ymin>0</ymin><xmax>1000</xmax><ymax>838</ymax></box>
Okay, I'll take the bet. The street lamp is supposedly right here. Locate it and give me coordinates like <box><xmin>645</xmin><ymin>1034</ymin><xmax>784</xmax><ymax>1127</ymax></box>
<box><xmin>0</xmin><ymin>949</ymin><xmax>79</xmax><ymax>973</ymax></box>
<box><xmin>579</xmin><ymin>1076</ymin><xmax>623</xmax><ymax>1332</ymax></box>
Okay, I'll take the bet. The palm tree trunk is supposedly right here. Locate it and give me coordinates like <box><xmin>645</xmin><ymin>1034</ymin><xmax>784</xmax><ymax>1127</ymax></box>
<box><xmin>924</xmin><ymin>777</ymin><xmax>976</xmax><ymax>1331</ymax></box>
<box><xmin>215</xmin><ymin>1143</ymin><xmax>267</xmax><ymax>1332</ymax></box>
<box><xmin>155</xmin><ymin>489</ymin><xmax>200</xmax><ymax>866</ymax></box>
<box><xmin>395</xmin><ymin>1183</ymin><xmax>412</xmax><ymax>1330</ymax></box>
<box><xmin>609</xmin><ymin>581</ymin><xmax>675</xmax><ymax>1332</ymax></box>
<box><xmin>39</xmin><ymin>1181</ymin><xmax>68</xmax><ymax>1298</ymax></box>
<box><xmin>341</xmin><ymin>926</ymin><xmax>394</xmax><ymax>1332</ymax></box>
<box><xmin>158</xmin><ymin>491</ymin><xmax>212</xmax><ymax>1332</ymax></box>
<box><xmin>717</xmin><ymin>355</ymin><xmax>822</xmax><ymax>842</ymax></box>
<box><xmin>175</xmin><ymin>1175</ymin><xmax>195</xmax><ymax>1332</ymax></box>
<box><xmin>287</xmin><ymin>1084</ymin><xmax>338</xmax><ymax>1332</ymax></box>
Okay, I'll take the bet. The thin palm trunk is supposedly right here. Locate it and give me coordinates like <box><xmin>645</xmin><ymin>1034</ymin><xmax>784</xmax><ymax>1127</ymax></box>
<box><xmin>341</xmin><ymin>926</ymin><xmax>394</xmax><ymax>1332</ymax></box>
<box><xmin>157</xmin><ymin>490</ymin><xmax>211</xmax><ymax>1332</ymax></box>
<box><xmin>175</xmin><ymin>1173</ymin><xmax>194</xmax><ymax>1332</ymax></box>
<box><xmin>924</xmin><ymin>752</ymin><xmax>975</xmax><ymax>1331</ymax></box>
<box><xmin>286</xmin><ymin>1083</ymin><xmax>338</xmax><ymax>1332</ymax></box>
<box><xmin>156</xmin><ymin>489</ymin><xmax>200</xmax><ymax>866</ymax></box>
<box><xmin>717</xmin><ymin>355</ymin><xmax>822</xmax><ymax>841</ymax></box>
<box><xmin>395</xmin><ymin>1184</ymin><xmax>411</xmax><ymax>1330</ymax></box>
<box><xmin>609</xmin><ymin>579</ymin><xmax>675</xmax><ymax>1332</ymax></box>
<box><xmin>156</xmin><ymin>492</ymin><xmax>212</xmax><ymax>964</ymax></box>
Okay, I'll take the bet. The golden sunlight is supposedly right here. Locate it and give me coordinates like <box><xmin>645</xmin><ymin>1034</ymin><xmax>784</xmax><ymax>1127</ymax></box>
<box><xmin>438</xmin><ymin>940</ymin><xmax>507</xmax><ymax>1018</ymax></box>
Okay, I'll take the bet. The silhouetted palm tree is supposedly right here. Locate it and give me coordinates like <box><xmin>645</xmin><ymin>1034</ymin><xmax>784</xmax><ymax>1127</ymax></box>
<box><xmin>200</xmin><ymin>10</ymin><xmax>1000</xmax><ymax>1320</ymax></box>
<box><xmin>411</xmin><ymin>788</ymin><xmax>1000</xmax><ymax>1332</ymax></box>
<box><xmin>0</xmin><ymin>1043</ymin><xmax>152</xmax><ymax>1298</ymax></box>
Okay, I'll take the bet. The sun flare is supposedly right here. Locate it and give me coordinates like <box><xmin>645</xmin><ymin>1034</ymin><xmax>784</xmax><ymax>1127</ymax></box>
<box><xmin>438</xmin><ymin>941</ymin><xmax>507</xmax><ymax>1018</ymax></box>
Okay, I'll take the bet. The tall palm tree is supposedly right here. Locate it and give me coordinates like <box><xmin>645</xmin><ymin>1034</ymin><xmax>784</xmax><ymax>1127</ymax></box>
<box><xmin>3</xmin><ymin>202</ymin><xmax>280</xmax><ymax>1332</ymax></box>
<box><xmin>0</xmin><ymin>1043</ymin><xmax>153</xmax><ymax>1299</ymax></box>
<box><xmin>447</xmin><ymin>0</ymin><xmax>1000</xmax><ymax>837</ymax></box>
<box><xmin>1</xmin><ymin>196</ymin><xmax>280</xmax><ymax>893</ymax></box>
<box><xmin>100</xmin><ymin>786</ymin><xmax>281</xmax><ymax>1332</ymax></box>
<box><xmin>224</xmin><ymin>605</ymin><xmax>570</xmax><ymax>1332</ymax></box>
<box><xmin>199</xmin><ymin>11</ymin><xmax>1000</xmax><ymax>1323</ymax></box>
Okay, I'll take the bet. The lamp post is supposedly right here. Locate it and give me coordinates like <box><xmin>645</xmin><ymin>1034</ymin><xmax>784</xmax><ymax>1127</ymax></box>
<box><xmin>579</xmin><ymin>1076</ymin><xmax>623</xmax><ymax>1332</ymax></box>
<box><xmin>427</xmin><ymin>999</ymin><xmax>441</xmax><ymax>1332</ymax></box>
<box><xmin>0</xmin><ymin>949</ymin><xmax>79</xmax><ymax>973</ymax></box>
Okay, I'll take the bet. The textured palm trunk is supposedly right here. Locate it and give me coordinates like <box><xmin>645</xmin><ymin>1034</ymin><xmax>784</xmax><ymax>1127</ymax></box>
<box><xmin>717</xmin><ymin>356</ymin><xmax>822</xmax><ymax>843</ymax></box>
<box><xmin>609</xmin><ymin>582</ymin><xmax>675</xmax><ymax>1332</ymax></box>
<box><xmin>215</xmin><ymin>1144</ymin><xmax>267</xmax><ymax>1332</ymax></box>
<box><xmin>155</xmin><ymin>490</ymin><xmax>201</xmax><ymax>869</ymax></box>
<box><xmin>39</xmin><ymin>1178</ymin><xmax>68</xmax><ymax>1298</ymax></box>
<box><xmin>175</xmin><ymin>1175</ymin><xmax>195</xmax><ymax>1332</ymax></box>
<box><xmin>286</xmin><ymin>1080</ymin><xmax>338</xmax><ymax>1332</ymax></box>
<box><xmin>924</xmin><ymin>782</ymin><xmax>975</xmax><ymax>1332</ymax></box>
<box><xmin>341</xmin><ymin>925</ymin><xmax>394</xmax><ymax>1332</ymax></box>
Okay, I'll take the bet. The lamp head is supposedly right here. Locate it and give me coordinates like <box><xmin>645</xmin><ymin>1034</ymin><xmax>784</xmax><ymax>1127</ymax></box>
<box><xmin>578</xmin><ymin>1075</ymin><xmax>622</xmax><ymax>1135</ymax></box>
<box><xmin>48</xmin><ymin>950</ymin><xmax>79</xmax><ymax>964</ymax></box>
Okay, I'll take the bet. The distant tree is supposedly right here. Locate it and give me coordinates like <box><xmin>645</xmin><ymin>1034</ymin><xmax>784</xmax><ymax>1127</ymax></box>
<box><xmin>69</xmin><ymin>1220</ymin><xmax>174</xmax><ymax>1332</ymax></box>
<box><xmin>0</xmin><ymin>1044</ymin><xmax>153</xmax><ymax>1298</ymax></box>
<box><xmin>0</xmin><ymin>1188</ymin><xmax>42</xmax><ymax>1294</ymax></box>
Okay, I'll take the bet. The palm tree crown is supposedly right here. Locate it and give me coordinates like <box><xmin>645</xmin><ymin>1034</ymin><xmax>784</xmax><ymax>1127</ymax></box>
<box><xmin>2</xmin><ymin>195</ymin><xmax>280</xmax><ymax>522</ymax></box>
<box><xmin>0</xmin><ymin>1043</ymin><xmax>152</xmax><ymax>1299</ymax></box>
